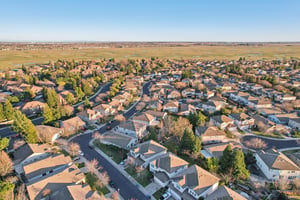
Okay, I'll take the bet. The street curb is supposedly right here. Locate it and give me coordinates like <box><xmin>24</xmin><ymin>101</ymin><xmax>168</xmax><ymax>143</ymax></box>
<box><xmin>89</xmin><ymin>139</ymin><xmax>154</xmax><ymax>199</ymax></box>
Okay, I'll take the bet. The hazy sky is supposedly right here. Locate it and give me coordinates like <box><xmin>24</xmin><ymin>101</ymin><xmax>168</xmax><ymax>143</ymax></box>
<box><xmin>1</xmin><ymin>0</ymin><xmax>299</xmax><ymax>42</ymax></box>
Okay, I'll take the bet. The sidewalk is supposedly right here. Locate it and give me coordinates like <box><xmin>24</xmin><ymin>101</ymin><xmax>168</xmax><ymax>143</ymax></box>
<box><xmin>74</xmin><ymin>156</ymin><xmax>124</xmax><ymax>200</ymax></box>
<box><xmin>89</xmin><ymin>139</ymin><xmax>155</xmax><ymax>200</ymax></box>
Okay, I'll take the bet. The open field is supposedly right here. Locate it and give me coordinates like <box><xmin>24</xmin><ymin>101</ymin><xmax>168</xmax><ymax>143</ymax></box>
<box><xmin>1</xmin><ymin>44</ymin><xmax>300</xmax><ymax>69</ymax></box>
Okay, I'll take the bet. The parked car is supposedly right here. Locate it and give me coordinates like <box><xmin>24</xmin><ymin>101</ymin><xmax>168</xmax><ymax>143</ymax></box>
<box><xmin>78</xmin><ymin>150</ymin><xmax>84</xmax><ymax>156</ymax></box>
<box><xmin>109</xmin><ymin>181</ymin><xmax>117</xmax><ymax>189</ymax></box>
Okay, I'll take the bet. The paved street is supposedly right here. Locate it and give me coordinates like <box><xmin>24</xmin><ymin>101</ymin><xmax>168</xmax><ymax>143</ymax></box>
<box><xmin>241</xmin><ymin>135</ymin><xmax>300</xmax><ymax>150</ymax></box>
<box><xmin>71</xmin><ymin>81</ymin><xmax>151</xmax><ymax>200</ymax></box>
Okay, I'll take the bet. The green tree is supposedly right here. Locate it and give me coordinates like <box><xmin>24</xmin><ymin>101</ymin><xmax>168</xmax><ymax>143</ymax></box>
<box><xmin>0</xmin><ymin>104</ymin><xmax>5</xmax><ymax>121</ymax></box>
<box><xmin>193</xmin><ymin>136</ymin><xmax>201</xmax><ymax>153</ymax></box>
<box><xmin>219</xmin><ymin>145</ymin><xmax>233</xmax><ymax>174</ymax></box>
<box><xmin>43</xmin><ymin>88</ymin><xmax>59</xmax><ymax>108</ymax></box>
<box><xmin>0</xmin><ymin>180</ymin><xmax>14</xmax><ymax>200</ymax></box>
<box><xmin>0</xmin><ymin>138</ymin><xmax>9</xmax><ymax>151</ymax></box>
<box><xmin>13</xmin><ymin>110</ymin><xmax>39</xmax><ymax>143</ymax></box>
<box><xmin>75</xmin><ymin>87</ymin><xmax>85</xmax><ymax>100</ymax></box>
<box><xmin>24</xmin><ymin>86</ymin><xmax>35</xmax><ymax>99</ymax></box>
<box><xmin>81</xmin><ymin>80</ymin><xmax>92</xmax><ymax>96</ymax></box>
<box><xmin>66</xmin><ymin>93</ymin><xmax>75</xmax><ymax>105</ymax></box>
<box><xmin>4</xmin><ymin>100</ymin><xmax>14</xmax><ymax>121</ymax></box>
<box><xmin>84</xmin><ymin>97</ymin><xmax>91</xmax><ymax>108</ymax></box>
<box><xmin>207</xmin><ymin>157</ymin><xmax>219</xmax><ymax>173</ymax></box>
<box><xmin>188</xmin><ymin>111</ymin><xmax>207</xmax><ymax>127</ymax></box>
<box><xmin>43</xmin><ymin>104</ymin><xmax>54</xmax><ymax>124</ymax></box>
<box><xmin>232</xmin><ymin>150</ymin><xmax>250</xmax><ymax>180</ymax></box>
<box><xmin>180</xmin><ymin>128</ymin><xmax>195</xmax><ymax>152</ymax></box>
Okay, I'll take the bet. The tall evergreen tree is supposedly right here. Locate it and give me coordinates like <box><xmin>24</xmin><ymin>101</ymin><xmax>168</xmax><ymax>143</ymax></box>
<box><xmin>180</xmin><ymin>128</ymin><xmax>195</xmax><ymax>152</ymax></box>
<box><xmin>219</xmin><ymin>145</ymin><xmax>233</xmax><ymax>173</ymax></box>
<box><xmin>193</xmin><ymin>136</ymin><xmax>201</xmax><ymax>153</ymax></box>
<box><xmin>4</xmin><ymin>100</ymin><xmax>14</xmax><ymax>121</ymax></box>
<box><xmin>232</xmin><ymin>150</ymin><xmax>250</xmax><ymax>180</ymax></box>
<box><xmin>0</xmin><ymin>104</ymin><xmax>5</xmax><ymax>121</ymax></box>
<box><xmin>13</xmin><ymin>110</ymin><xmax>39</xmax><ymax>143</ymax></box>
<box><xmin>43</xmin><ymin>104</ymin><xmax>54</xmax><ymax>124</ymax></box>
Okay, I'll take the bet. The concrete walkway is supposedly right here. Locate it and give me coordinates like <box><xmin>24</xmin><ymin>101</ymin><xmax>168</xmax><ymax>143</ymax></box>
<box><xmin>89</xmin><ymin>139</ymin><xmax>155</xmax><ymax>200</ymax></box>
<box><xmin>74</xmin><ymin>154</ymin><xmax>124</xmax><ymax>200</ymax></box>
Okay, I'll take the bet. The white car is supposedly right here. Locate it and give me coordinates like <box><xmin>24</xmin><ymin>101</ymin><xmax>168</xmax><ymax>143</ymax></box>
<box><xmin>78</xmin><ymin>150</ymin><xmax>84</xmax><ymax>156</ymax></box>
<box><xmin>162</xmin><ymin>192</ymin><xmax>171</xmax><ymax>200</ymax></box>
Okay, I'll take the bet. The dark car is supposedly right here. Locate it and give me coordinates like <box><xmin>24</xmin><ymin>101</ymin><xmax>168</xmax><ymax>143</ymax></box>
<box><xmin>109</xmin><ymin>181</ymin><xmax>117</xmax><ymax>189</ymax></box>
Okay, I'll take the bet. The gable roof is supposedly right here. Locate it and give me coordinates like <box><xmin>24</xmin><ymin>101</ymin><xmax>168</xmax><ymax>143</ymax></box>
<box><xmin>133</xmin><ymin>140</ymin><xmax>167</xmax><ymax>159</ymax></box>
<box><xmin>132</xmin><ymin>113</ymin><xmax>155</xmax><ymax>123</ymax></box>
<box><xmin>26</xmin><ymin>164</ymin><xmax>84</xmax><ymax>200</ymax></box>
<box><xmin>13</xmin><ymin>143</ymin><xmax>52</xmax><ymax>165</ymax></box>
<box><xmin>206</xmin><ymin>185</ymin><xmax>247</xmax><ymax>200</ymax></box>
<box><xmin>257</xmin><ymin>150</ymin><xmax>300</xmax><ymax>171</ymax></box>
<box><xmin>211</xmin><ymin>115</ymin><xmax>234</xmax><ymax>124</ymax></box>
<box><xmin>118</xmin><ymin>120</ymin><xmax>146</xmax><ymax>132</ymax></box>
<box><xmin>172</xmin><ymin>165</ymin><xmax>219</xmax><ymax>195</ymax></box>
<box><xmin>152</xmin><ymin>152</ymin><xmax>188</xmax><ymax>174</ymax></box>
<box><xmin>24</xmin><ymin>154</ymin><xmax>72</xmax><ymax>181</ymax></box>
<box><xmin>195</xmin><ymin>126</ymin><xmax>226</xmax><ymax>137</ymax></box>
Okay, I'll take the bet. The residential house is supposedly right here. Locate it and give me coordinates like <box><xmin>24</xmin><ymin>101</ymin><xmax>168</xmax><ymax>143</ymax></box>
<box><xmin>21</xmin><ymin>101</ymin><xmax>46</xmax><ymax>116</ymax></box>
<box><xmin>182</xmin><ymin>88</ymin><xmax>195</xmax><ymax>98</ymax></box>
<box><xmin>35</xmin><ymin>125</ymin><xmax>63</xmax><ymax>143</ymax></box>
<box><xmin>229</xmin><ymin>113</ymin><xmax>255</xmax><ymax>130</ymax></box>
<box><xmin>129</xmin><ymin>140</ymin><xmax>167</xmax><ymax>167</ymax></box>
<box><xmin>201</xmin><ymin>142</ymin><xmax>242</xmax><ymax>159</ymax></box>
<box><xmin>210</xmin><ymin>115</ymin><xmax>234</xmax><ymax>130</ymax></box>
<box><xmin>206</xmin><ymin>185</ymin><xmax>247</xmax><ymax>200</ymax></box>
<box><xmin>201</xmin><ymin>100</ymin><xmax>223</xmax><ymax>113</ymax></box>
<box><xmin>150</xmin><ymin>152</ymin><xmax>189</xmax><ymax>187</ymax></box>
<box><xmin>288</xmin><ymin>118</ymin><xmax>300</xmax><ymax>130</ymax></box>
<box><xmin>116</xmin><ymin>120</ymin><xmax>147</xmax><ymax>138</ymax></box>
<box><xmin>50</xmin><ymin>184</ymin><xmax>102</xmax><ymax>200</ymax></box>
<box><xmin>93</xmin><ymin>104</ymin><xmax>116</xmax><ymax>116</ymax></box>
<box><xmin>255</xmin><ymin>149</ymin><xmax>300</xmax><ymax>180</ymax></box>
<box><xmin>23</xmin><ymin>154</ymin><xmax>72</xmax><ymax>183</ymax></box>
<box><xmin>99</xmin><ymin>131</ymin><xmax>137</xmax><ymax>150</ymax></box>
<box><xmin>60</xmin><ymin>116</ymin><xmax>86</xmax><ymax>135</ymax></box>
<box><xmin>132</xmin><ymin>112</ymin><xmax>156</xmax><ymax>126</ymax></box>
<box><xmin>26</xmin><ymin>163</ymin><xmax>85</xmax><ymax>200</ymax></box>
<box><xmin>167</xmin><ymin>89</ymin><xmax>181</xmax><ymax>99</ymax></box>
<box><xmin>178</xmin><ymin>103</ymin><xmax>197</xmax><ymax>116</ymax></box>
<box><xmin>13</xmin><ymin>143</ymin><xmax>52</xmax><ymax>174</ymax></box>
<box><xmin>168</xmin><ymin>165</ymin><xmax>219</xmax><ymax>200</ymax></box>
<box><xmin>144</xmin><ymin>110</ymin><xmax>167</xmax><ymax>120</ymax></box>
<box><xmin>195</xmin><ymin>126</ymin><xmax>227</xmax><ymax>144</ymax></box>
<box><xmin>268</xmin><ymin>113</ymin><xmax>299</xmax><ymax>125</ymax></box>
<box><xmin>163</xmin><ymin>100</ymin><xmax>179</xmax><ymax>113</ymax></box>
<box><xmin>77</xmin><ymin>109</ymin><xmax>102</xmax><ymax>123</ymax></box>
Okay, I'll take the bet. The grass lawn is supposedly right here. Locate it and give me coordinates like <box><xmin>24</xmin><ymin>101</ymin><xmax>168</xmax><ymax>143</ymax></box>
<box><xmin>75</xmin><ymin>162</ymin><xmax>85</xmax><ymax>168</ymax></box>
<box><xmin>125</xmin><ymin>166</ymin><xmax>153</xmax><ymax>187</ymax></box>
<box><xmin>252</xmin><ymin>131</ymin><xmax>284</xmax><ymax>139</ymax></box>
<box><xmin>1</xmin><ymin>45</ymin><xmax>300</xmax><ymax>69</ymax></box>
<box><xmin>153</xmin><ymin>187</ymin><xmax>166</xmax><ymax>200</ymax></box>
<box><xmin>85</xmin><ymin>172</ymin><xmax>110</xmax><ymax>195</ymax></box>
<box><xmin>94</xmin><ymin>140</ymin><xmax>128</xmax><ymax>163</ymax></box>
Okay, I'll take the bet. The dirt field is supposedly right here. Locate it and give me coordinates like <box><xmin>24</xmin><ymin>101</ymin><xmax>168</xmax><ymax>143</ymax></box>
<box><xmin>0</xmin><ymin>44</ymin><xmax>300</xmax><ymax>69</ymax></box>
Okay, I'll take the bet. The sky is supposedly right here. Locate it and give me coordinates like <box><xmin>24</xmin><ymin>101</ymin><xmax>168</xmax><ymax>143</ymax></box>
<box><xmin>0</xmin><ymin>0</ymin><xmax>300</xmax><ymax>42</ymax></box>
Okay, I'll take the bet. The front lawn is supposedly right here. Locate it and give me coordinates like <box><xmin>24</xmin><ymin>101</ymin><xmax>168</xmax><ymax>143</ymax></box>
<box><xmin>153</xmin><ymin>187</ymin><xmax>166</xmax><ymax>200</ymax></box>
<box><xmin>94</xmin><ymin>140</ymin><xmax>128</xmax><ymax>163</ymax></box>
<box><xmin>252</xmin><ymin>131</ymin><xmax>284</xmax><ymax>139</ymax></box>
<box><xmin>125</xmin><ymin>166</ymin><xmax>153</xmax><ymax>187</ymax></box>
<box><xmin>85</xmin><ymin>172</ymin><xmax>110</xmax><ymax>195</ymax></box>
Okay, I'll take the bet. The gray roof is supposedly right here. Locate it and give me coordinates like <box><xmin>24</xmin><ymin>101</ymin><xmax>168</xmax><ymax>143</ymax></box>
<box><xmin>257</xmin><ymin>150</ymin><xmax>300</xmax><ymax>171</ymax></box>
<box><xmin>153</xmin><ymin>153</ymin><xmax>188</xmax><ymax>174</ymax></box>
